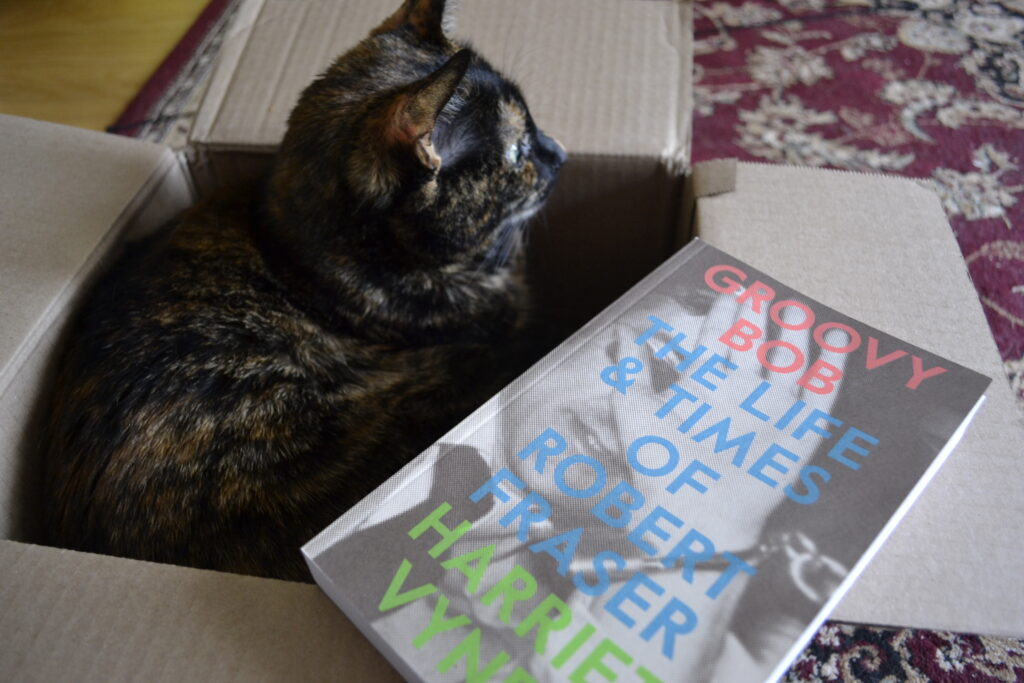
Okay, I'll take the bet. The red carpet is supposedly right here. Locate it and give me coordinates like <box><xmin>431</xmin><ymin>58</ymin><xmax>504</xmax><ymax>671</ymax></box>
<box><xmin>692</xmin><ymin>0</ymin><xmax>1024</xmax><ymax>396</ymax></box>
<box><xmin>112</xmin><ymin>0</ymin><xmax>1024</xmax><ymax>679</ymax></box>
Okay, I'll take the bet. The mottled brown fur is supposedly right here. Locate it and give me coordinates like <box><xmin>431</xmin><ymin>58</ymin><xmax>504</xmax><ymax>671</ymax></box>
<box><xmin>41</xmin><ymin>0</ymin><xmax>565</xmax><ymax>581</ymax></box>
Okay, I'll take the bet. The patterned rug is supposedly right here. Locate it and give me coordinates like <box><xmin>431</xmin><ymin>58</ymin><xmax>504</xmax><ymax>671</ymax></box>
<box><xmin>111</xmin><ymin>0</ymin><xmax>1024</xmax><ymax>680</ymax></box>
<box><xmin>692</xmin><ymin>0</ymin><xmax>1024</xmax><ymax>390</ymax></box>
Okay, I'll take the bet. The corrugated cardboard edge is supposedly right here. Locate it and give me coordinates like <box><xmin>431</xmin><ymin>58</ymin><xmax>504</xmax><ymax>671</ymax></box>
<box><xmin>664</xmin><ymin>0</ymin><xmax>694</xmax><ymax>175</ymax></box>
<box><xmin>190</xmin><ymin>0</ymin><xmax>267</xmax><ymax>146</ymax></box>
<box><xmin>0</xmin><ymin>148</ymin><xmax>183</xmax><ymax>401</ymax></box>
<box><xmin>677</xmin><ymin>158</ymin><xmax>739</xmax><ymax>250</ymax></box>
<box><xmin>692</xmin><ymin>158</ymin><xmax>739</xmax><ymax>198</ymax></box>
<box><xmin>0</xmin><ymin>147</ymin><xmax>192</xmax><ymax>542</ymax></box>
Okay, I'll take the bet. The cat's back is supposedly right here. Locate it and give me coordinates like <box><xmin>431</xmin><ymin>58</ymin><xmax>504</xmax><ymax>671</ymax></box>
<box><xmin>43</xmin><ymin>184</ymin><xmax>519</xmax><ymax>579</ymax></box>
<box><xmin>43</xmin><ymin>190</ymin><xmax>367</xmax><ymax>577</ymax></box>
<box><xmin>59</xmin><ymin>188</ymin><xmax>354</xmax><ymax>404</ymax></box>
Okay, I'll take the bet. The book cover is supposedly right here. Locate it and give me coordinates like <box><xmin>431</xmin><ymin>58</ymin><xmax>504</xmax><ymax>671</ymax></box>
<box><xmin>303</xmin><ymin>239</ymin><xmax>991</xmax><ymax>683</ymax></box>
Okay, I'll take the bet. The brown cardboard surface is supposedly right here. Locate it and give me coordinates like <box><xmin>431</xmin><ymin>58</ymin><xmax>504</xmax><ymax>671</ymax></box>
<box><xmin>532</xmin><ymin>154</ymin><xmax>686</xmax><ymax>335</ymax></box>
<box><xmin>694</xmin><ymin>160</ymin><xmax>1024</xmax><ymax>636</ymax></box>
<box><xmin>0</xmin><ymin>540</ymin><xmax>399</xmax><ymax>682</ymax></box>
<box><xmin>456</xmin><ymin>0</ymin><xmax>692</xmax><ymax>165</ymax></box>
<box><xmin>0</xmin><ymin>115</ymin><xmax>167</xmax><ymax>392</ymax></box>
<box><xmin>0</xmin><ymin>115</ymin><xmax>193</xmax><ymax>542</ymax></box>
<box><xmin>192</xmin><ymin>0</ymin><xmax>692</xmax><ymax>163</ymax></box>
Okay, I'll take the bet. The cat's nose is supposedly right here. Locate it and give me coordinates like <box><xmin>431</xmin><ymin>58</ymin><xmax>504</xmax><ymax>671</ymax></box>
<box><xmin>537</xmin><ymin>131</ymin><xmax>568</xmax><ymax>167</ymax></box>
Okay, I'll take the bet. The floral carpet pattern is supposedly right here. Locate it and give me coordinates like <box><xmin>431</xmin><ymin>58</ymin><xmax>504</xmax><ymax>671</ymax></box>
<box><xmin>113</xmin><ymin>0</ymin><xmax>1024</xmax><ymax>680</ymax></box>
<box><xmin>692</xmin><ymin>1</ymin><xmax>1024</xmax><ymax>680</ymax></box>
<box><xmin>692</xmin><ymin>0</ymin><xmax>1024</xmax><ymax>370</ymax></box>
<box><xmin>787</xmin><ymin>623</ymin><xmax>1024</xmax><ymax>681</ymax></box>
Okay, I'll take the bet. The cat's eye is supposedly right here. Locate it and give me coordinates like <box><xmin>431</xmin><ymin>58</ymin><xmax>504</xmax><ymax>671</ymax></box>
<box><xmin>505</xmin><ymin>143</ymin><xmax>521</xmax><ymax>166</ymax></box>
<box><xmin>505</xmin><ymin>140</ymin><xmax>530</xmax><ymax>167</ymax></box>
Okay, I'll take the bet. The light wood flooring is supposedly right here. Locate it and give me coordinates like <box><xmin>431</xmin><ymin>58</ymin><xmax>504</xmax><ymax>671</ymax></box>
<box><xmin>0</xmin><ymin>0</ymin><xmax>209</xmax><ymax>131</ymax></box>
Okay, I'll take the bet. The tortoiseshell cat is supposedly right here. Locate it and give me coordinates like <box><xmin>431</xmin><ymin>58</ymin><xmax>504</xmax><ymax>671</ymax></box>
<box><xmin>41</xmin><ymin>0</ymin><xmax>565</xmax><ymax>581</ymax></box>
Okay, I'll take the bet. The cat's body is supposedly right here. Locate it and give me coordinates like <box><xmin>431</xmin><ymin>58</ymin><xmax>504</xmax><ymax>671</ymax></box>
<box><xmin>42</xmin><ymin>0</ymin><xmax>565</xmax><ymax>581</ymax></box>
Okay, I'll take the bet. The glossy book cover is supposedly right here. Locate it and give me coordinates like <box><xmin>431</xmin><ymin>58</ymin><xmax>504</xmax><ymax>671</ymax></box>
<box><xmin>303</xmin><ymin>239</ymin><xmax>990</xmax><ymax>683</ymax></box>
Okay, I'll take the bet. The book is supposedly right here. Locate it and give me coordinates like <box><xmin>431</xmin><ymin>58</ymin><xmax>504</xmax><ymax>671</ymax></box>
<box><xmin>302</xmin><ymin>239</ymin><xmax>991</xmax><ymax>683</ymax></box>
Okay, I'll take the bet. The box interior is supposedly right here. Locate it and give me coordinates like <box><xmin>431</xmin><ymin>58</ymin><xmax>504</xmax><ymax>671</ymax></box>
<box><xmin>0</xmin><ymin>117</ymin><xmax>195</xmax><ymax>543</ymax></box>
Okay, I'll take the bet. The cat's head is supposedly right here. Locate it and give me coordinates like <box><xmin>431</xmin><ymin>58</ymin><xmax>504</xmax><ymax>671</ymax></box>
<box><xmin>269</xmin><ymin>0</ymin><xmax>566</xmax><ymax>270</ymax></box>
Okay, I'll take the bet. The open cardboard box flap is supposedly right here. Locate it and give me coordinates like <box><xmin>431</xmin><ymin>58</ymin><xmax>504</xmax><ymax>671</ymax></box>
<box><xmin>0</xmin><ymin>117</ymin><xmax>192</xmax><ymax>543</ymax></box>
<box><xmin>0</xmin><ymin>539</ymin><xmax>399</xmax><ymax>681</ymax></box>
<box><xmin>691</xmin><ymin>160</ymin><xmax>1024</xmax><ymax>634</ymax></box>
<box><xmin>191</xmin><ymin>0</ymin><xmax>693</xmax><ymax>162</ymax></box>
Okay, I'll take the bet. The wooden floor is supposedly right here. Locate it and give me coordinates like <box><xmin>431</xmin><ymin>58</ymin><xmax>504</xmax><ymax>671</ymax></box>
<box><xmin>0</xmin><ymin>0</ymin><xmax>209</xmax><ymax>131</ymax></box>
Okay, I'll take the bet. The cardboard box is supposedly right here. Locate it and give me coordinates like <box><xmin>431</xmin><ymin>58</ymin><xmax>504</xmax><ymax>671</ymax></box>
<box><xmin>1</xmin><ymin>0</ymin><xmax>1023</xmax><ymax>679</ymax></box>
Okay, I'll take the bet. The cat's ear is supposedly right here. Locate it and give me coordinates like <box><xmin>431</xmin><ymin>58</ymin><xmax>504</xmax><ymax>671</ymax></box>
<box><xmin>387</xmin><ymin>50</ymin><xmax>471</xmax><ymax>172</ymax></box>
<box><xmin>373</xmin><ymin>0</ymin><xmax>458</xmax><ymax>45</ymax></box>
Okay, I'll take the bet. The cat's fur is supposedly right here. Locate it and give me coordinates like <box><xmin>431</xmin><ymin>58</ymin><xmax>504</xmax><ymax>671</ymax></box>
<box><xmin>41</xmin><ymin>0</ymin><xmax>565</xmax><ymax>581</ymax></box>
